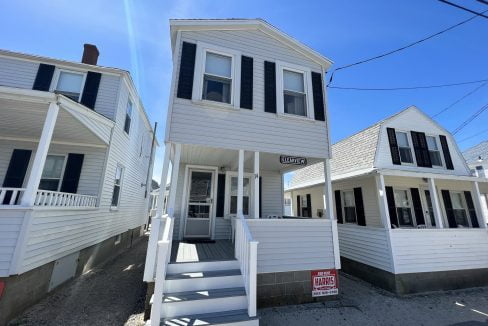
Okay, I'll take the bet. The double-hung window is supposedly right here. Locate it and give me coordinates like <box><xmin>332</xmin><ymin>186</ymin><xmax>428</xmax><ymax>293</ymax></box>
<box><xmin>55</xmin><ymin>71</ymin><xmax>85</xmax><ymax>101</ymax></box>
<box><xmin>39</xmin><ymin>155</ymin><xmax>65</xmax><ymax>191</ymax></box>
<box><xmin>230</xmin><ymin>176</ymin><xmax>250</xmax><ymax>216</ymax></box>
<box><xmin>111</xmin><ymin>165</ymin><xmax>123</xmax><ymax>208</ymax></box>
<box><xmin>450</xmin><ymin>192</ymin><xmax>469</xmax><ymax>227</ymax></box>
<box><xmin>396</xmin><ymin>131</ymin><xmax>414</xmax><ymax>164</ymax></box>
<box><xmin>426</xmin><ymin>136</ymin><xmax>442</xmax><ymax>166</ymax></box>
<box><xmin>342</xmin><ymin>190</ymin><xmax>357</xmax><ymax>223</ymax></box>
<box><xmin>283</xmin><ymin>69</ymin><xmax>307</xmax><ymax>117</ymax></box>
<box><xmin>124</xmin><ymin>100</ymin><xmax>133</xmax><ymax>134</ymax></box>
<box><xmin>202</xmin><ymin>52</ymin><xmax>232</xmax><ymax>104</ymax></box>
<box><xmin>394</xmin><ymin>189</ymin><xmax>414</xmax><ymax>227</ymax></box>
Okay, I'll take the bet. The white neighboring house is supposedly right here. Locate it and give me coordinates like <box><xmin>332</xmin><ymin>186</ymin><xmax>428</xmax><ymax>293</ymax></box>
<box><xmin>0</xmin><ymin>45</ymin><xmax>156</xmax><ymax>324</ymax></box>
<box><xmin>285</xmin><ymin>106</ymin><xmax>488</xmax><ymax>294</ymax></box>
<box><xmin>463</xmin><ymin>141</ymin><xmax>488</xmax><ymax>220</ymax></box>
<box><xmin>144</xmin><ymin>19</ymin><xmax>340</xmax><ymax>326</ymax></box>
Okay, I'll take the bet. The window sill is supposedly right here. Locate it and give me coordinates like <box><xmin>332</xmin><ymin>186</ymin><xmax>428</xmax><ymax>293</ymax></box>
<box><xmin>110</xmin><ymin>206</ymin><xmax>119</xmax><ymax>212</ymax></box>
<box><xmin>192</xmin><ymin>99</ymin><xmax>239</xmax><ymax>112</ymax></box>
<box><xmin>277</xmin><ymin>113</ymin><xmax>316</xmax><ymax>123</ymax></box>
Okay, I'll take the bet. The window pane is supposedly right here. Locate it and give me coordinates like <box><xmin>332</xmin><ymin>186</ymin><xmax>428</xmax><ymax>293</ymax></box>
<box><xmin>396</xmin><ymin>132</ymin><xmax>409</xmax><ymax>147</ymax></box>
<box><xmin>115</xmin><ymin>166</ymin><xmax>122</xmax><ymax>183</ymax></box>
<box><xmin>56</xmin><ymin>72</ymin><xmax>83</xmax><ymax>100</ymax></box>
<box><xmin>203</xmin><ymin>75</ymin><xmax>231</xmax><ymax>103</ymax></box>
<box><xmin>394</xmin><ymin>190</ymin><xmax>409</xmax><ymax>207</ymax></box>
<box><xmin>230</xmin><ymin>196</ymin><xmax>249</xmax><ymax>215</ymax></box>
<box><xmin>343</xmin><ymin>191</ymin><xmax>355</xmax><ymax>207</ymax></box>
<box><xmin>283</xmin><ymin>70</ymin><xmax>304</xmax><ymax>93</ymax></box>
<box><xmin>39</xmin><ymin>179</ymin><xmax>60</xmax><ymax>191</ymax></box>
<box><xmin>426</xmin><ymin>136</ymin><xmax>438</xmax><ymax>150</ymax></box>
<box><xmin>424</xmin><ymin>190</ymin><xmax>436</xmax><ymax>227</ymax></box>
<box><xmin>205</xmin><ymin>52</ymin><xmax>232</xmax><ymax>78</ymax></box>
<box><xmin>111</xmin><ymin>185</ymin><xmax>120</xmax><ymax>206</ymax></box>
<box><xmin>453</xmin><ymin>209</ymin><xmax>469</xmax><ymax>227</ymax></box>
<box><xmin>42</xmin><ymin>155</ymin><xmax>65</xmax><ymax>179</ymax></box>
<box><xmin>451</xmin><ymin>193</ymin><xmax>464</xmax><ymax>209</ymax></box>
<box><xmin>429</xmin><ymin>151</ymin><xmax>442</xmax><ymax>166</ymax></box>
<box><xmin>399</xmin><ymin>147</ymin><xmax>413</xmax><ymax>163</ymax></box>
<box><xmin>397</xmin><ymin>207</ymin><xmax>414</xmax><ymax>226</ymax></box>
<box><xmin>127</xmin><ymin>101</ymin><xmax>133</xmax><ymax>116</ymax></box>
<box><xmin>344</xmin><ymin>207</ymin><xmax>357</xmax><ymax>223</ymax></box>
<box><xmin>188</xmin><ymin>204</ymin><xmax>210</xmax><ymax>218</ymax></box>
<box><xmin>284</xmin><ymin>92</ymin><xmax>306</xmax><ymax>116</ymax></box>
<box><xmin>189</xmin><ymin>172</ymin><xmax>212</xmax><ymax>203</ymax></box>
<box><xmin>230</xmin><ymin>177</ymin><xmax>250</xmax><ymax>196</ymax></box>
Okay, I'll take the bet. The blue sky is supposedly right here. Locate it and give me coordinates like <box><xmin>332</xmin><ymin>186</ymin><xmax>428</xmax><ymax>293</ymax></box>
<box><xmin>1</xmin><ymin>0</ymin><xmax>487</xmax><ymax>185</ymax></box>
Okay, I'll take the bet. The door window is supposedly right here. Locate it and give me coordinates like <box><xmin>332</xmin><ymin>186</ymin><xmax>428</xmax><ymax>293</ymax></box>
<box><xmin>188</xmin><ymin>171</ymin><xmax>213</xmax><ymax>218</ymax></box>
<box><xmin>423</xmin><ymin>190</ymin><xmax>436</xmax><ymax>227</ymax></box>
<box><xmin>230</xmin><ymin>176</ymin><xmax>250</xmax><ymax>215</ymax></box>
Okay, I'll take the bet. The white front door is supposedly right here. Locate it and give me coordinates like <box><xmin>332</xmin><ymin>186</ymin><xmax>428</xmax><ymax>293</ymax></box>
<box><xmin>225</xmin><ymin>172</ymin><xmax>254</xmax><ymax>218</ymax></box>
<box><xmin>184</xmin><ymin>169</ymin><xmax>215</xmax><ymax>238</ymax></box>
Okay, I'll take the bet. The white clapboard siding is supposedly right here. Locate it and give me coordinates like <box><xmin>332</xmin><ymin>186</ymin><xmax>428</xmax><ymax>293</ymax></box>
<box><xmin>0</xmin><ymin>56</ymin><xmax>38</xmax><ymax>89</ymax></box>
<box><xmin>247</xmin><ymin>219</ymin><xmax>335</xmax><ymax>273</ymax></box>
<box><xmin>0</xmin><ymin>209</ymin><xmax>27</xmax><ymax>276</ymax></box>
<box><xmin>168</xmin><ymin>30</ymin><xmax>329</xmax><ymax>158</ymax></box>
<box><xmin>390</xmin><ymin>229</ymin><xmax>488</xmax><ymax>274</ymax></box>
<box><xmin>214</xmin><ymin>217</ymin><xmax>231</xmax><ymax>240</ymax></box>
<box><xmin>338</xmin><ymin>224</ymin><xmax>394</xmax><ymax>272</ymax></box>
<box><xmin>287</xmin><ymin>184</ymin><xmax>325</xmax><ymax>217</ymax></box>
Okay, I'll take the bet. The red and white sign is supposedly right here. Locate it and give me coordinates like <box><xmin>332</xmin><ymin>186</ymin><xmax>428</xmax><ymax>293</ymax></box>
<box><xmin>311</xmin><ymin>269</ymin><xmax>338</xmax><ymax>297</ymax></box>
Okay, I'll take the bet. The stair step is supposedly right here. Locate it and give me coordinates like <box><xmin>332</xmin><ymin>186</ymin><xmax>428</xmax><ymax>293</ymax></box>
<box><xmin>162</xmin><ymin>309</ymin><xmax>259</xmax><ymax>326</ymax></box>
<box><xmin>163</xmin><ymin>287</ymin><xmax>246</xmax><ymax>302</ymax></box>
<box><xmin>167</xmin><ymin>260</ymin><xmax>239</xmax><ymax>274</ymax></box>
<box><xmin>166</xmin><ymin>269</ymin><xmax>241</xmax><ymax>280</ymax></box>
<box><xmin>165</xmin><ymin>269</ymin><xmax>243</xmax><ymax>292</ymax></box>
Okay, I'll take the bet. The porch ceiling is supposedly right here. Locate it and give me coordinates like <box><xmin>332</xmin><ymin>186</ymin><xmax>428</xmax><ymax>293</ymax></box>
<box><xmin>0</xmin><ymin>97</ymin><xmax>107</xmax><ymax>147</ymax></box>
<box><xmin>179</xmin><ymin>143</ymin><xmax>323</xmax><ymax>173</ymax></box>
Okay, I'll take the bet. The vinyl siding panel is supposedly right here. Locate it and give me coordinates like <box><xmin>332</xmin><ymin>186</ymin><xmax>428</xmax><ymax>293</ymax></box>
<box><xmin>0</xmin><ymin>56</ymin><xmax>38</xmax><ymax>89</ymax></box>
<box><xmin>0</xmin><ymin>209</ymin><xmax>27</xmax><ymax>276</ymax></box>
<box><xmin>248</xmin><ymin>219</ymin><xmax>335</xmax><ymax>273</ymax></box>
<box><xmin>214</xmin><ymin>217</ymin><xmax>231</xmax><ymax>240</ymax></box>
<box><xmin>287</xmin><ymin>185</ymin><xmax>325</xmax><ymax>217</ymax></box>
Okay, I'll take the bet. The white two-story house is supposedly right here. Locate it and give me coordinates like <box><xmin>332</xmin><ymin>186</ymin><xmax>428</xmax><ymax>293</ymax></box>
<box><xmin>143</xmin><ymin>19</ymin><xmax>340</xmax><ymax>326</ymax></box>
<box><xmin>0</xmin><ymin>45</ymin><xmax>156</xmax><ymax>324</ymax></box>
<box><xmin>286</xmin><ymin>106</ymin><xmax>488</xmax><ymax>294</ymax></box>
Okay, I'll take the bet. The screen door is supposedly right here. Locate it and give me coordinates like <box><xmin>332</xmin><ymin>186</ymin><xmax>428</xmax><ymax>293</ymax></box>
<box><xmin>184</xmin><ymin>169</ymin><xmax>214</xmax><ymax>238</ymax></box>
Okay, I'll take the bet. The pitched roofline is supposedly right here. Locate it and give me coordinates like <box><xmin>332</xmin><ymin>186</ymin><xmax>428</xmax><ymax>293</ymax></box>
<box><xmin>169</xmin><ymin>19</ymin><xmax>333</xmax><ymax>69</ymax></box>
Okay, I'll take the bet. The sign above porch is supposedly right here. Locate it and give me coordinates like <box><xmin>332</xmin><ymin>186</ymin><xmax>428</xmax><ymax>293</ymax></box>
<box><xmin>280</xmin><ymin>155</ymin><xmax>307</xmax><ymax>166</ymax></box>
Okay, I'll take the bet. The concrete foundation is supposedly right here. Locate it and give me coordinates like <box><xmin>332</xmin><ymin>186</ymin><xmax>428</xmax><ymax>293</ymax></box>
<box><xmin>341</xmin><ymin>256</ymin><xmax>488</xmax><ymax>295</ymax></box>
<box><xmin>0</xmin><ymin>225</ymin><xmax>145</xmax><ymax>326</ymax></box>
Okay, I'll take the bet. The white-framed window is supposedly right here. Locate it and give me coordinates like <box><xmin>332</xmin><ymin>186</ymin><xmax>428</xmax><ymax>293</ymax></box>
<box><xmin>394</xmin><ymin>189</ymin><xmax>414</xmax><ymax>227</ymax></box>
<box><xmin>53</xmin><ymin>70</ymin><xmax>86</xmax><ymax>101</ymax></box>
<box><xmin>39</xmin><ymin>155</ymin><xmax>66</xmax><ymax>191</ymax></box>
<box><xmin>124</xmin><ymin>100</ymin><xmax>133</xmax><ymax>134</ymax></box>
<box><xmin>395</xmin><ymin>131</ymin><xmax>414</xmax><ymax>164</ymax></box>
<box><xmin>450</xmin><ymin>192</ymin><xmax>470</xmax><ymax>227</ymax></box>
<box><xmin>426</xmin><ymin>135</ymin><xmax>442</xmax><ymax>167</ymax></box>
<box><xmin>111</xmin><ymin>165</ymin><xmax>123</xmax><ymax>208</ymax></box>
<box><xmin>276</xmin><ymin>62</ymin><xmax>314</xmax><ymax>119</ymax></box>
<box><xmin>225</xmin><ymin>172</ymin><xmax>253</xmax><ymax>217</ymax></box>
<box><xmin>342</xmin><ymin>190</ymin><xmax>357</xmax><ymax>224</ymax></box>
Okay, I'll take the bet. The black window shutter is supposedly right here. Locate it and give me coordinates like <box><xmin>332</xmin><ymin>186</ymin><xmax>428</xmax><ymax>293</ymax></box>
<box><xmin>240</xmin><ymin>56</ymin><xmax>253</xmax><ymax>110</ymax></box>
<box><xmin>306</xmin><ymin>194</ymin><xmax>312</xmax><ymax>217</ymax></box>
<box><xmin>216</xmin><ymin>174</ymin><xmax>225</xmax><ymax>217</ymax></box>
<box><xmin>463</xmin><ymin>191</ymin><xmax>480</xmax><ymax>228</ymax></box>
<box><xmin>80</xmin><ymin>72</ymin><xmax>101</xmax><ymax>109</ymax></box>
<box><xmin>439</xmin><ymin>135</ymin><xmax>454</xmax><ymax>170</ymax></box>
<box><xmin>296</xmin><ymin>195</ymin><xmax>301</xmax><ymax>217</ymax></box>
<box><xmin>176</xmin><ymin>42</ymin><xmax>197</xmax><ymax>100</ymax></box>
<box><xmin>311</xmin><ymin>72</ymin><xmax>325</xmax><ymax>121</ymax></box>
<box><xmin>32</xmin><ymin>64</ymin><xmax>55</xmax><ymax>91</ymax></box>
<box><xmin>386</xmin><ymin>128</ymin><xmax>401</xmax><ymax>165</ymax></box>
<box><xmin>411</xmin><ymin>131</ymin><xmax>432</xmax><ymax>168</ymax></box>
<box><xmin>264</xmin><ymin>61</ymin><xmax>276</xmax><ymax>113</ymax></box>
<box><xmin>60</xmin><ymin>154</ymin><xmax>84</xmax><ymax>194</ymax></box>
<box><xmin>2</xmin><ymin>149</ymin><xmax>32</xmax><ymax>204</ymax></box>
<box><xmin>385</xmin><ymin>186</ymin><xmax>398</xmax><ymax>228</ymax></box>
<box><xmin>259</xmin><ymin>176</ymin><xmax>262</xmax><ymax>218</ymax></box>
<box><xmin>334</xmin><ymin>190</ymin><xmax>343</xmax><ymax>223</ymax></box>
<box><xmin>441</xmin><ymin>190</ymin><xmax>457</xmax><ymax>228</ymax></box>
<box><xmin>353</xmin><ymin>187</ymin><xmax>366</xmax><ymax>226</ymax></box>
<box><xmin>410</xmin><ymin>188</ymin><xmax>426</xmax><ymax>225</ymax></box>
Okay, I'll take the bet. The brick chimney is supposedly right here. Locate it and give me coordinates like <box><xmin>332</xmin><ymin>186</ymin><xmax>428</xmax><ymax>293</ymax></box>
<box><xmin>81</xmin><ymin>44</ymin><xmax>99</xmax><ymax>65</ymax></box>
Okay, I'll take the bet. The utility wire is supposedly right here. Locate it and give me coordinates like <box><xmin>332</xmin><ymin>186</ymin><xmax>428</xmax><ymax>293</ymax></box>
<box><xmin>439</xmin><ymin>0</ymin><xmax>488</xmax><ymax>19</ymax></box>
<box><xmin>432</xmin><ymin>81</ymin><xmax>488</xmax><ymax>118</ymax></box>
<box><xmin>327</xmin><ymin>8</ymin><xmax>488</xmax><ymax>86</ymax></box>
<box><xmin>452</xmin><ymin>103</ymin><xmax>488</xmax><ymax>135</ymax></box>
<box><xmin>328</xmin><ymin>78</ymin><xmax>488</xmax><ymax>91</ymax></box>
<box><xmin>457</xmin><ymin>127</ymin><xmax>488</xmax><ymax>142</ymax></box>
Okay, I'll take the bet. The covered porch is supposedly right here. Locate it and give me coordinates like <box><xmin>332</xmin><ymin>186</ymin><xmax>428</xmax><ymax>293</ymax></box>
<box><xmin>0</xmin><ymin>86</ymin><xmax>113</xmax><ymax>209</ymax></box>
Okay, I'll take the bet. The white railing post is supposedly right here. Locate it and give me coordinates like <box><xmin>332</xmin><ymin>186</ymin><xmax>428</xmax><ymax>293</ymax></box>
<box><xmin>167</xmin><ymin>144</ymin><xmax>181</xmax><ymax>217</ymax></box>
<box><xmin>254</xmin><ymin>152</ymin><xmax>259</xmax><ymax>219</ymax></box>
<box><xmin>150</xmin><ymin>240</ymin><xmax>168</xmax><ymax>326</ymax></box>
<box><xmin>248</xmin><ymin>240</ymin><xmax>258</xmax><ymax>317</ymax></box>
<box><xmin>143</xmin><ymin>217</ymin><xmax>162</xmax><ymax>282</ymax></box>
<box><xmin>237</xmin><ymin>149</ymin><xmax>244</xmax><ymax>216</ymax></box>
<box><xmin>156</xmin><ymin>144</ymin><xmax>171</xmax><ymax>218</ymax></box>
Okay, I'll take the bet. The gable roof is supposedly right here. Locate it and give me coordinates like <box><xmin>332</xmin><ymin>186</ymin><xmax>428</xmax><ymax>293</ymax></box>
<box><xmin>169</xmin><ymin>19</ymin><xmax>333</xmax><ymax>69</ymax></box>
<box><xmin>463</xmin><ymin>140</ymin><xmax>488</xmax><ymax>164</ymax></box>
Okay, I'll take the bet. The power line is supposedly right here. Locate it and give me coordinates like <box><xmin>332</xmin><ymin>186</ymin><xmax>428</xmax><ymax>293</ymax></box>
<box><xmin>432</xmin><ymin>81</ymin><xmax>488</xmax><ymax>118</ymax></box>
<box><xmin>328</xmin><ymin>78</ymin><xmax>488</xmax><ymax>91</ymax></box>
<box><xmin>452</xmin><ymin>103</ymin><xmax>488</xmax><ymax>135</ymax></box>
<box><xmin>439</xmin><ymin>0</ymin><xmax>488</xmax><ymax>19</ymax></box>
<box><xmin>327</xmin><ymin>8</ymin><xmax>488</xmax><ymax>86</ymax></box>
<box><xmin>457</xmin><ymin>127</ymin><xmax>488</xmax><ymax>142</ymax></box>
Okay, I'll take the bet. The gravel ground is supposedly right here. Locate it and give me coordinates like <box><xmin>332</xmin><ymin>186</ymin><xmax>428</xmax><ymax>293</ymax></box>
<box><xmin>9</xmin><ymin>237</ymin><xmax>488</xmax><ymax>326</ymax></box>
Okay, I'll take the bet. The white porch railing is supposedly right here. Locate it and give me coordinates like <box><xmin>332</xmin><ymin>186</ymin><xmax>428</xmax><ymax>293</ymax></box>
<box><xmin>234</xmin><ymin>215</ymin><xmax>258</xmax><ymax>318</ymax></box>
<box><xmin>147</xmin><ymin>215</ymin><xmax>174</xmax><ymax>326</ymax></box>
<box><xmin>0</xmin><ymin>187</ymin><xmax>97</xmax><ymax>208</ymax></box>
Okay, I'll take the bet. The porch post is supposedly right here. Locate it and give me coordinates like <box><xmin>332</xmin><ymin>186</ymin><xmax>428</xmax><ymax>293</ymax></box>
<box><xmin>253</xmin><ymin>151</ymin><xmax>259</xmax><ymax>219</ymax></box>
<box><xmin>167</xmin><ymin>143</ymin><xmax>181</xmax><ymax>217</ymax></box>
<box><xmin>156</xmin><ymin>143</ymin><xmax>171</xmax><ymax>218</ymax></box>
<box><xmin>472</xmin><ymin>181</ymin><xmax>488</xmax><ymax>228</ymax></box>
<box><xmin>21</xmin><ymin>101</ymin><xmax>59</xmax><ymax>206</ymax></box>
<box><xmin>237</xmin><ymin>149</ymin><xmax>244</xmax><ymax>216</ymax></box>
<box><xmin>374</xmin><ymin>173</ymin><xmax>391</xmax><ymax>229</ymax></box>
<box><xmin>323</xmin><ymin>159</ymin><xmax>334</xmax><ymax>220</ymax></box>
<box><xmin>428</xmin><ymin>178</ymin><xmax>444</xmax><ymax>228</ymax></box>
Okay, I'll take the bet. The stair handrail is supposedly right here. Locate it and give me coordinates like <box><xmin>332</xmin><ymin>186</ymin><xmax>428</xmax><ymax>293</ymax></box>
<box><xmin>234</xmin><ymin>213</ymin><xmax>258</xmax><ymax>318</ymax></box>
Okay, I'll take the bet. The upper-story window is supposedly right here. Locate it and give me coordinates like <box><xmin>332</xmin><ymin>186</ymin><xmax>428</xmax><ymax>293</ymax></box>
<box><xmin>124</xmin><ymin>100</ymin><xmax>132</xmax><ymax>134</ymax></box>
<box><xmin>202</xmin><ymin>52</ymin><xmax>233</xmax><ymax>104</ymax></box>
<box><xmin>426</xmin><ymin>136</ymin><xmax>442</xmax><ymax>166</ymax></box>
<box><xmin>283</xmin><ymin>70</ymin><xmax>306</xmax><ymax>117</ymax></box>
<box><xmin>55</xmin><ymin>70</ymin><xmax>85</xmax><ymax>101</ymax></box>
<box><xmin>395</xmin><ymin>131</ymin><xmax>414</xmax><ymax>164</ymax></box>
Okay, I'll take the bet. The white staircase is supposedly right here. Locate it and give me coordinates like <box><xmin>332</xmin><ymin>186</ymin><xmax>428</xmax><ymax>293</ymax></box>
<box><xmin>151</xmin><ymin>259</ymin><xmax>259</xmax><ymax>326</ymax></box>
